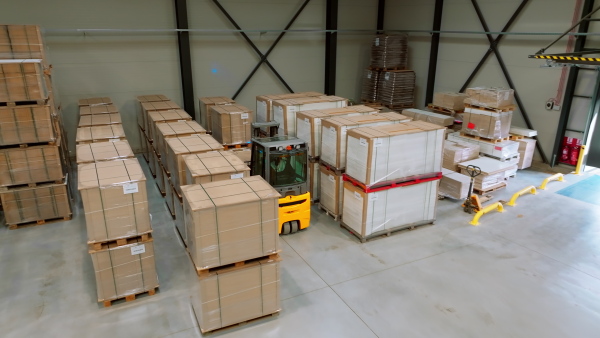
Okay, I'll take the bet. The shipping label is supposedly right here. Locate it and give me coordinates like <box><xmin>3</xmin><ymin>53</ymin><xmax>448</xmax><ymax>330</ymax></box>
<box><xmin>131</xmin><ymin>244</ymin><xmax>146</xmax><ymax>255</ymax></box>
<box><xmin>123</xmin><ymin>183</ymin><xmax>139</xmax><ymax>194</ymax></box>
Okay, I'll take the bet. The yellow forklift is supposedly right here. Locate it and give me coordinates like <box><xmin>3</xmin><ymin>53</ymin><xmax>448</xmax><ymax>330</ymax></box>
<box><xmin>250</xmin><ymin>122</ymin><xmax>311</xmax><ymax>234</ymax></box>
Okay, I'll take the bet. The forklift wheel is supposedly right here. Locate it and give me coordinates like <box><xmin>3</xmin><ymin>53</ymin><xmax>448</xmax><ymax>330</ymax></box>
<box><xmin>281</xmin><ymin>220</ymin><xmax>300</xmax><ymax>235</ymax></box>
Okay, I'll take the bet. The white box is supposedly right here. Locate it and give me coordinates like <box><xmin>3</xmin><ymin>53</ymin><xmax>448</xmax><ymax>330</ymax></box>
<box><xmin>447</xmin><ymin>132</ymin><xmax>519</xmax><ymax>160</ymax></box>
<box><xmin>319</xmin><ymin>164</ymin><xmax>344</xmax><ymax>215</ymax></box>
<box><xmin>272</xmin><ymin>96</ymin><xmax>348</xmax><ymax>136</ymax></box>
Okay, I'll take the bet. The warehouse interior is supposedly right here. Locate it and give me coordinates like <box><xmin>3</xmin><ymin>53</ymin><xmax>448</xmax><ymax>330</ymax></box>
<box><xmin>1</xmin><ymin>0</ymin><xmax>600</xmax><ymax>337</ymax></box>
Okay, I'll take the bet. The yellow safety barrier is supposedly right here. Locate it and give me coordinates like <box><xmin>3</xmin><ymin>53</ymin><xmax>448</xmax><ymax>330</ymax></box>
<box><xmin>538</xmin><ymin>173</ymin><xmax>565</xmax><ymax>190</ymax></box>
<box><xmin>507</xmin><ymin>186</ymin><xmax>537</xmax><ymax>207</ymax></box>
<box><xmin>574</xmin><ymin>145</ymin><xmax>586</xmax><ymax>175</ymax></box>
<box><xmin>469</xmin><ymin>202</ymin><xmax>505</xmax><ymax>226</ymax></box>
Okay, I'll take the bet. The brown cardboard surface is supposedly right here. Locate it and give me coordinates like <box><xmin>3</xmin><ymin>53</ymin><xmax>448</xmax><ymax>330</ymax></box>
<box><xmin>0</xmin><ymin>143</ymin><xmax>63</xmax><ymax>186</ymax></box>
<box><xmin>78</xmin><ymin>112</ymin><xmax>122</xmax><ymax>127</ymax></box>
<box><xmin>78</xmin><ymin>159</ymin><xmax>152</xmax><ymax>243</ymax></box>
<box><xmin>79</xmin><ymin>104</ymin><xmax>118</xmax><ymax>116</ymax></box>
<box><xmin>465</xmin><ymin>87</ymin><xmax>514</xmax><ymax>109</ymax></box>
<box><xmin>147</xmin><ymin>109</ymin><xmax>192</xmax><ymax>141</ymax></box>
<box><xmin>516</xmin><ymin>138</ymin><xmax>536</xmax><ymax>169</ymax></box>
<box><xmin>432</xmin><ymin>92</ymin><xmax>467</xmax><ymax>111</ymax></box>
<box><xmin>140</xmin><ymin>100</ymin><xmax>181</xmax><ymax>132</ymax></box>
<box><xmin>181</xmin><ymin>176</ymin><xmax>280</xmax><ymax>270</ymax></box>
<box><xmin>76</xmin><ymin>140</ymin><xmax>135</xmax><ymax>164</ymax></box>
<box><xmin>155</xmin><ymin>120</ymin><xmax>206</xmax><ymax>159</ymax></box>
<box><xmin>184</xmin><ymin>150</ymin><xmax>250</xmax><ymax>185</ymax></box>
<box><xmin>271</xmin><ymin>96</ymin><xmax>348</xmax><ymax>136</ymax></box>
<box><xmin>0</xmin><ymin>105</ymin><xmax>55</xmax><ymax>146</ymax></box>
<box><xmin>0</xmin><ymin>60</ymin><xmax>48</xmax><ymax>102</ymax></box>
<box><xmin>440</xmin><ymin>170</ymin><xmax>470</xmax><ymax>200</ymax></box>
<box><xmin>0</xmin><ymin>25</ymin><xmax>45</xmax><ymax>60</ymax></box>
<box><xmin>89</xmin><ymin>238</ymin><xmax>159</xmax><ymax>302</ymax></box>
<box><xmin>78</xmin><ymin>97</ymin><xmax>112</xmax><ymax>107</ymax></box>
<box><xmin>462</xmin><ymin>109</ymin><xmax>513</xmax><ymax>139</ymax></box>
<box><xmin>255</xmin><ymin>91</ymin><xmax>322</xmax><ymax>123</ymax></box>
<box><xmin>136</xmin><ymin>94</ymin><xmax>169</xmax><ymax>103</ymax></box>
<box><xmin>210</xmin><ymin>104</ymin><xmax>253</xmax><ymax>145</ymax></box>
<box><xmin>443</xmin><ymin>141</ymin><xmax>481</xmax><ymax>172</ymax></box>
<box><xmin>199</xmin><ymin>96</ymin><xmax>235</xmax><ymax>132</ymax></box>
<box><xmin>76</xmin><ymin>124</ymin><xmax>126</xmax><ymax>144</ymax></box>
<box><xmin>401</xmin><ymin>108</ymin><xmax>454</xmax><ymax>126</ymax></box>
<box><xmin>227</xmin><ymin>148</ymin><xmax>251</xmax><ymax>164</ymax></box>
<box><xmin>319</xmin><ymin>164</ymin><xmax>343</xmax><ymax>215</ymax></box>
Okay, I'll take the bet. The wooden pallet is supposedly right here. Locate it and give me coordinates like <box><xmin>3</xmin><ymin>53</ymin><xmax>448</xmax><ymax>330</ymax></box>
<box><xmin>318</xmin><ymin>159</ymin><xmax>344</xmax><ymax>176</ymax></box>
<box><xmin>509</xmin><ymin>134</ymin><xmax>525</xmax><ymax>140</ymax></box>
<box><xmin>199</xmin><ymin>311</ymin><xmax>280</xmax><ymax>335</ymax></box>
<box><xmin>459</xmin><ymin>132</ymin><xmax>510</xmax><ymax>144</ymax></box>
<box><xmin>427</xmin><ymin>104</ymin><xmax>463</xmax><ymax>116</ymax></box>
<box><xmin>8</xmin><ymin>214</ymin><xmax>72</xmax><ymax>230</ymax></box>
<box><xmin>464</xmin><ymin>103</ymin><xmax>516</xmax><ymax>113</ymax></box>
<box><xmin>222</xmin><ymin>142</ymin><xmax>251</xmax><ymax>150</ymax></box>
<box><xmin>368</xmin><ymin>66</ymin><xmax>406</xmax><ymax>71</ymax></box>
<box><xmin>0</xmin><ymin>99</ymin><xmax>47</xmax><ymax>107</ymax></box>
<box><xmin>88</xmin><ymin>232</ymin><xmax>153</xmax><ymax>251</ymax></box>
<box><xmin>340</xmin><ymin>219</ymin><xmax>434</xmax><ymax>243</ymax></box>
<box><xmin>101</xmin><ymin>287</ymin><xmax>158</xmax><ymax>308</ymax></box>
<box><xmin>383</xmin><ymin>103</ymin><xmax>415</xmax><ymax>110</ymax></box>
<box><xmin>0</xmin><ymin>138</ymin><xmax>59</xmax><ymax>150</ymax></box>
<box><xmin>194</xmin><ymin>252</ymin><xmax>281</xmax><ymax>278</ymax></box>
<box><xmin>317</xmin><ymin>203</ymin><xmax>340</xmax><ymax>221</ymax></box>
<box><xmin>0</xmin><ymin>177</ymin><xmax>66</xmax><ymax>192</ymax></box>
<box><xmin>473</xmin><ymin>182</ymin><xmax>507</xmax><ymax>195</ymax></box>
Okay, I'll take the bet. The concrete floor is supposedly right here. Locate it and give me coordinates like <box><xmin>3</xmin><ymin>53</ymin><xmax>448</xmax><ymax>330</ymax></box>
<box><xmin>2</xmin><ymin>157</ymin><xmax>600</xmax><ymax>338</ymax></box>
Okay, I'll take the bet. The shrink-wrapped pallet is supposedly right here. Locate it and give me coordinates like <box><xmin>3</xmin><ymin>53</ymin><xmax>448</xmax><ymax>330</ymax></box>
<box><xmin>0</xmin><ymin>59</ymin><xmax>48</xmax><ymax>102</ymax></box>
<box><xmin>272</xmin><ymin>96</ymin><xmax>348</xmax><ymax>136</ymax></box>
<box><xmin>0</xmin><ymin>104</ymin><xmax>55</xmax><ymax>146</ymax></box>
<box><xmin>0</xmin><ymin>143</ymin><xmax>63</xmax><ymax>187</ymax></box>
<box><xmin>155</xmin><ymin>120</ymin><xmax>206</xmax><ymax>159</ymax></box>
<box><xmin>76</xmin><ymin>140</ymin><xmax>135</xmax><ymax>164</ymax></box>
<box><xmin>199</xmin><ymin>96</ymin><xmax>235</xmax><ymax>132</ymax></box>
<box><xmin>210</xmin><ymin>104</ymin><xmax>253</xmax><ymax>145</ymax></box>
<box><xmin>76</xmin><ymin>124</ymin><xmax>126</xmax><ymax>144</ymax></box>
<box><xmin>432</xmin><ymin>92</ymin><xmax>467</xmax><ymax>111</ymax></box>
<box><xmin>370</xmin><ymin>34</ymin><xmax>408</xmax><ymax>70</ymax></box>
<box><xmin>184</xmin><ymin>150</ymin><xmax>250</xmax><ymax>185</ymax></box>
<box><xmin>256</xmin><ymin>92</ymin><xmax>322</xmax><ymax>124</ymax></box>
<box><xmin>465</xmin><ymin>87</ymin><xmax>514</xmax><ymax>109</ymax></box>
<box><xmin>377</xmin><ymin>70</ymin><xmax>415</xmax><ymax>108</ymax></box>
<box><xmin>147</xmin><ymin>109</ymin><xmax>192</xmax><ymax>142</ymax></box>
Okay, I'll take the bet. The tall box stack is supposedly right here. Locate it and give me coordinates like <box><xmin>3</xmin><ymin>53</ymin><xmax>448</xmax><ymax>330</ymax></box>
<box><xmin>256</xmin><ymin>92</ymin><xmax>322</xmax><ymax>124</ymax></box>
<box><xmin>341</xmin><ymin>121</ymin><xmax>445</xmax><ymax>242</ymax></box>
<box><xmin>0</xmin><ymin>25</ymin><xmax>72</xmax><ymax>229</ymax></box>
<box><xmin>360</xmin><ymin>69</ymin><xmax>380</xmax><ymax>103</ymax></box>
<box><xmin>183</xmin><ymin>176</ymin><xmax>282</xmax><ymax>333</ymax></box>
<box><xmin>510</xmin><ymin>127</ymin><xmax>538</xmax><ymax>169</ymax></box>
<box><xmin>198</xmin><ymin>96</ymin><xmax>235</xmax><ymax>132</ymax></box>
<box><xmin>370</xmin><ymin>34</ymin><xmax>408</xmax><ymax>70</ymax></box>
<box><xmin>136</xmin><ymin>95</ymin><xmax>169</xmax><ymax>164</ymax></box>
<box><xmin>377</xmin><ymin>70</ymin><xmax>416</xmax><ymax>109</ymax></box>
<box><xmin>76</xmin><ymin>101</ymin><xmax>127</xmax><ymax>144</ymax></box>
<box><xmin>272</xmin><ymin>96</ymin><xmax>348</xmax><ymax>136</ymax></box>
<box><xmin>210</xmin><ymin>104</ymin><xmax>253</xmax><ymax>146</ymax></box>
<box><xmin>462</xmin><ymin>87</ymin><xmax>514</xmax><ymax>140</ymax></box>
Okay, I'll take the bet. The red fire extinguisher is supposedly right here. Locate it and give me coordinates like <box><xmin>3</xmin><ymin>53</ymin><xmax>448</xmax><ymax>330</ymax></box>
<box><xmin>559</xmin><ymin>137</ymin><xmax>571</xmax><ymax>164</ymax></box>
<box><xmin>570</xmin><ymin>138</ymin><xmax>582</xmax><ymax>165</ymax></box>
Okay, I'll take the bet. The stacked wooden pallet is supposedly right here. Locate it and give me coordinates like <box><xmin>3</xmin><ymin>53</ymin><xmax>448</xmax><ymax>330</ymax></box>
<box><xmin>0</xmin><ymin>25</ymin><xmax>71</xmax><ymax>229</ymax></box>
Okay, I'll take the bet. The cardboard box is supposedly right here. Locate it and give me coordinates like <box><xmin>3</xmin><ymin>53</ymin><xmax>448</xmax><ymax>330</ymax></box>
<box><xmin>432</xmin><ymin>92</ymin><xmax>467</xmax><ymax>111</ymax></box>
<box><xmin>210</xmin><ymin>104</ymin><xmax>253</xmax><ymax>145</ymax></box>
<box><xmin>295</xmin><ymin>105</ymin><xmax>379</xmax><ymax>158</ymax></box>
<box><xmin>319</xmin><ymin>164</ymin><xmax>343</xmax><ymax>215</ymax></box>
<box><xmin>320</xmin><ymin>112</ymin><xmax>412</xmax><ymax>170</ymax></box>
<box><xmin>227</xmin><ymin>148</ymin><xmax>251</xmax><ymax>165</ymax></box>
<box><xmin>377</xmin><ymin>70</ymin><xmax>415</xmax><ymax>107</ymax></box>
<box><xmin>79</xmin><ymin>104</ymin><xmax>118</xmax><ymax>116</ymax></box>
<box><xmin>199</xmin><ymin>97</ymin><xmax>235</xmax><ymax>132</ymax></box>
<box><xmin>76</xmin><ymin>124</ymin><xmax>127</xmax><ymax>144</ymax></box>
<box><xmin>155</xmin><ymin>120</ymin><xmax>206</xmax><ymax>159</ymax></box>
<box><xmin>462</xmin><ymin>106</ymin><xmax>513</xmax><ymax>139</ymax></box>
<box><xmin>192</xmin><ymin>257</ymin><xmax>280</xmax><ymax>332</ymax></box>
<box><xmin>0</xmin><ymin>25</ymin><xmax>45</xmax><ymax>60</ymax></box>
<box><xmin>443</xmin><ymin>140</ymin><xmax>480</xmax><ymax>172</ymax></box>
<box><xmin>516</xmin><ymin>138</ymin><xmax>536</xmax><ymax>169</ymax></box>
<box><xmin>465</xmin><ymin>87</ymin><xmax>514</xmax><ymax>109</ymax></box>
<box><xmin>78</xmin><ymin>97</ymin><xmax>112</xmax><ymax>107</ymax></box>
<box><xmin>181</xmin><ymin>176</ymin><xmax>280</xmax><ymax>270</ymax></box>
<box><xmin>0</xmin><ymin>143</ymin><xmax>63</xmax><ymax>186</ymax></box>
<box><xmin>0</xmin><ymin>178</ymin><xmax>71</xmax><ymax>225</ymax></box>
<box><xmin>165</xmin><ymin>134</ymin><xmax>224</xmax><ymax>193</ymax></box>
<box><xmin>342</xmin><ymin>180</ymin><xmax>438</xmax><ymax>238</ymax></box>
<box><xmin>458</xmin><ymin>157</ymin><xmax>516</xmax><ymax>191</ymax></box>
<box><xmin>147</xmin><ymin>109</ymin><xmax>192</xmax><ymax>142</ymax></box>
<box><xmin>272</xmin><ymin>96</ymin><xmax>348</xmax><ymax>136</ymax></box>
<box><xmin>184</xmin><ymin>150</ymin><xmax>250</xmax><ymax>185</ymax></box>
<box><xmin>76</xmin><ymin>140</ymin><xmax>135</xmax><ymax>164</ymax></box>
<box><xmin>89</xmin><ymin>237</ymin><xmax>159</xmax><ymax>302</ymax></box>
<box><xmin>78</xmin><ymin>112</ymin><xmax>122</xmax><ymax>127</ymax></box>
<box><xmin>0</xmin><ymin>104</ymin><xmax>55</xmax><ymax>146</ymax></box>
<box><xmin>439</xmin><ymin>168</ymin><xmax>470</xmax><ymax>200</ymax></box>
<box><xmin>140</xmin><ymin>100</ymin><xmax>181</xmax><ymax>132</ymax></box>
<box><xmin>136</xmin><ymin>94</ymin><xmax>170</xmax><ymax>130</ymax></box>
<box><xmin>346</xmin><ymin>121</ymin><xmax>445</xmax><ymax>186</ymax></box>
<box><xmin>308</xmin><ymin>161</ymin><xmax>319</xmax><ymax>201</ymax></box>
<box><xmin>0</xmin><ymin>59</ymin><xmax>48</xmax><ymax>102</ymax></box>
<box><xmin>361</xmin><ymin>68</ymin><xmax>380</xmax><ymax>102</ymax></box>
<box><xmin>370</xmin><ymin>34</ymin><xmax>408</xmax><ymax>70</ymax></box>
<box><xmin>136</xmin><ymin>94</ymin><xmax>169</xmax><ymax>103</ymax></box>
<box><xmin>447</xmin><ymin>132</ymin><xmax>519</xmax><ymax>160</ymax></box>
<box><xmin>78</xmin><ymin>159</ymin><xmax>152</xmax><ymax>243</ymax></box>
<box><xmin>401</xmin><ymin>108</ymin><xmax>454</xmax><ymax>126</ymax></box>
<box><xmin>256</xmin><ymin>92</ymin><xmax>322</xmax><ymax>124</ymax></box>
<box><xmin>173</xmin><ymin>189</ymin><xmax>186</xmax><ymax>244</ymax></box>
<box><xmin>510</xmin><ymin>127</ymin><xmax>537</xmax><ymax>137</ymax></box>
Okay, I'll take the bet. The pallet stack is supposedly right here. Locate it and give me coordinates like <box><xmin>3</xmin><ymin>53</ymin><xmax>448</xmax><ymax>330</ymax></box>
<box><xmin>0</xmin><ymin>25</ymin><xmax>72</xmax><ymax>229</ymax></box>
<box><xmin>75</xmin><ymin>97</ymin><xmax>159</xmax><ymax>307</ymax></box>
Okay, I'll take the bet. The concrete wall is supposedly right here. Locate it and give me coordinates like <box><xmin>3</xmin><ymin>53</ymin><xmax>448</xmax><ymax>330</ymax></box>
<box><xmin>385</xmin><ymin>0</ymin><xmax>580</xmax><ymax>162</ymax></box>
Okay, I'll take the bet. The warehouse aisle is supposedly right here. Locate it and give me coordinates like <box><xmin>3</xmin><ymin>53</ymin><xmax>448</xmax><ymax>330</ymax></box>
<box><xmin>1</xmin><ymin>158</ymin><xmax>600</xmax><ymax>338</ymax></box>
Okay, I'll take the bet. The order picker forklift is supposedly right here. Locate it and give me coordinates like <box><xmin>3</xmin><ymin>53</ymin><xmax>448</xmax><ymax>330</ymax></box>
<box><xmin>250</xmin><ymin>122</ymin><xmax>311</xmax><ymax>234</ymax></box>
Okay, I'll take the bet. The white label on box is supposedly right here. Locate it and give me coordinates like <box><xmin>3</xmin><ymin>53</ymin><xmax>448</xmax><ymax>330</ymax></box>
<box><xmin>374</xmin><ymin>139</ymin><xmax>383</xmax><ymax>147</ymax></box>
<box><xmin>231</xmin><ymin>173</ymin><xmax>244</xmax><ymax>179</ymax></box>
<box><xmin>304</xmin><ymin>118</ymin><xmax>310</xmax><ymax>124</ymax></box>
<box><xmin>241</xmin><ymin>113</ymin><xmax>249</xmax><ymax>119</ymax></box>
<box><xmin>178</xmin><ymin>120</ymin><xmax>186</xmax><ymax>122</ymax></box>
<box><xmin>375</xmin><ymin>38</ymin><xmax>380</xmax><ymax>46</ymax></box>
<box><xmin>354</xmin><ymin>192</ymin><xmax>363</xmax><ymax>200</ymax></box>
<box><xmin>131</xmin><ymin>244</ymin><xmax>146</xmax><ymax>255</ymax></box>
<box><xmin>330</xmin><ymin>126</ymin><xmax>336</xmax><ymax>133</ymax></box>
<box><xmin>369</xmin><ymin>193</ymin><xmax>378</xmax><ymax>201</ymax></box>
<box><xmin>359</xmin><ymin>138</ymin><xmax>368</xmax><ymax>146</ymax></box>
<box><xmin>328</xmin><ymin>175</ymin><xmax>335</xmax><ymax>182</ymax></box>
<box><xmin>123</xmin><ymin>183</ymin><xmax>139</xmax><ymax>194</ymax></box>
<box><xmin>367</xmin><ymin>71</ymin><xmax>372</xmax><ymax>79</ymax></box>
<box><xmin>385</xmin><ymin>73</ymin><xmax>390</xmax><ymax>81</ymax></box>
<box><xmin>110</xmin><ymin>138</ymin><xmax>119</xmax><ymax>142</ymax></box>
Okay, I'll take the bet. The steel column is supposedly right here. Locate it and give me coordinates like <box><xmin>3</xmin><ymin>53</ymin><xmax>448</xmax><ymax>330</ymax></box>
<box><xmin>377</xmin><ymin>0</ymin><xmax>386</xmax><ymax>32</ymax></box>
<box><xmin>174</xmin><ymin>0</ymin><xmax>196</xmax><ymax>119</ymax></box>
<box><xmin>325</xmin><ymin>0</ymin><xmax>338</xmax><ymax>95</ymax></box>
<box><xmin>425</xmin><ymin>0</ymin><xmax>444</xmax><ymax>105</ymax></box>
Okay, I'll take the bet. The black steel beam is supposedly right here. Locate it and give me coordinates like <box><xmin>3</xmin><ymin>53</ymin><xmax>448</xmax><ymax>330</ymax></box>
<box><xmin>174</xmin><ymin>0</ymin><xmax>196</xmax><ymax>119</ymax></box>
<box><xmin>325</xmin><ymin>0</ymin><xmax>338</xmax><ymax>95</ymax></box>
<box><xmin>471</xmin><ymin>0</ymin><xmax>549</xmax><ymax>163</ymax></box>
<box><xmin>460</xmin><ymin>0</ymin><xmax>529</xmax><ymax>92</ymax></box>
<box><xmin>377</xmin><ymin>0</ymin><xmax>386</xmax><ymax>32</ymax></box>
<box><xmin>212</xmin><ymin>0</ymin><xmax>293</xmax><ymax>94</ymax></box>
<box><xmin>551</xmin><ymin>0</ymin><xmax>596</xmax><ymax>166</ymax></box>
<box><xmin>233</xmin><ymin>0</ymin><xmax>310</xmax><ymax>99</ymax></box>
<box><xmin>425</xmin><ymin>0</ymin><xmax>444</xmax><ymax>105</ymax></box>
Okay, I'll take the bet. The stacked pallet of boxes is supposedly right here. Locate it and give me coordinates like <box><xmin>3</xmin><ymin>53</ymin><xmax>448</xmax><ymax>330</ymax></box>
<box><xmin>509</xmin><ymin>127</ymin><xmax>537</xmax><ymax>169</ymax></box>
<box><xmin>438</xmin><ymin>141</ymin><xmax>480</xmax><ymax>200</ymax></box>
<box><xmin>198</xmin><ymin>96</ymin><xmax>235</xmax><ymax>133</ymax></box>
<box><xmin>427</xmin><ymin>92</ymin><xmax>468</xmax><ymax>134</ymax></box>
<box><xmin>0</xmin><ymin>25</ymin><xmax>72</xmax><ymax>229</ymax></box>
<box><xmin>136</xmin><ymin>95</ymin><xmax>169</xmax><ymax>163</ymax></box>
<box><xmin>318</xmin><ymin>112</ymin><xmax>412</xmax><ymax>219</ymax></box>
<box><xmin>341</xmin><ymin>121</ymin><xmax>445</xmax><ymax>242</ymax></box>
<box><xmin>271</xmin><ymin>96</ymin><xmax>348</xmax><ymax>137</ymax></box>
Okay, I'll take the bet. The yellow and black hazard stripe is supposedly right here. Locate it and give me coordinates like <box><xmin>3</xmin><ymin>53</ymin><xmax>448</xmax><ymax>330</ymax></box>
<box><xmin>530</xmin><ymin>55</ymin><xmax>600</xmax><ymax>63</ymax></box>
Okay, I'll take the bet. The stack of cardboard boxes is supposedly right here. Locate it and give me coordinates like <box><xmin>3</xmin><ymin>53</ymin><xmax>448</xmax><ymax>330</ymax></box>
<box><xmin>0</xmin><ymin>25</ymin><xmax>71</xmax><ymax>229</ymax></box>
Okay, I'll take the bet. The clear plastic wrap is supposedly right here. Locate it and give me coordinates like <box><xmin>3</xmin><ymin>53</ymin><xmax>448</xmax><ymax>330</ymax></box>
<box><xmin>377</xmin><ymin>70</ymin><xmax>415</xmax><ymax>108</ymax></box>
<box><xmin>155</xmin><ymin>120</ymin><xmax>206</xmax><ymax>158</ymax></box>
<box><xmin>345</xmin><ymin>121</ymin><xmax>445</xmax><ymax>186</ymax></box>
<box><xmin>370</xmin><ymin>34</ymin><xmax>408</xmax><ymax>70</ymax></box>
<box><xmin>89</xmin><ymin>236</ymin><xmax>159</xmax><ymax>302</ymax></box>
<box><xmin>272</xmin><ymin>96</ymin><xmax>348</xmax><ymax>137</ymax></box>
<box><xmin>210</xmin><ymin>104</ymin><xmax>253</xmax><ymax>145</ymax></box>
<box><xmin>462</xmin><ymin>107</ymin><xmax>513</xmax><ymax>139</ymax></box>
<box><xmin>361</xmin><ymin>68</ymin><xmax>380</xmax><ymax>102</ymax></box>
<box><xmin>78</xmin><ymin>159</ymin><xmax>152</xmax><ymax>243</ymax></box>
<box><xmin>342</xmin><ymin>179</ymin><xmax>438</xmax><ymax>238</ymax></box>
<box><xmin>78</xmin><ymin>97</ymin><xmax>112</xmax><ymax>107</ymax></box>
<box><xmin>76</xmin><ymin>140</ymin><xmax>135</xmax><ymax>164</ymax></box>
<box><xmin>443</xmin><ymin>140</ymin><xmax>481</xmax><ymax>172</ymax></box>
<box><xmin>184</xmin><ymin>150</ymin><xmax>250</xmax><ymax>185</ymax></box>
<box><xmin>165</xmin><ymin>134</ymin><xmax>224</xmax><ymax>193</ymax></box>
<box><xmin>78</xmin><ymin>112</ymin><xmax>122</xmax><ymax>127</ymax></box>
<box><xmin>0</xmin><ymin>25</ymin><xmax>45</xmax><ymax>60</ymax></box>
<box><xmin>198</xmin><ymin>96</ymin><xmax>235</xmax><ymax>131</ymax></box>
<box><xmin>465</xmin><ymin>87</ymin><xmax>514</xmax><ymax>109</ymax></box>
<box><xmin>75</xmin><ymin>124</ymin><xmax>126</xmax><ymax>144</ymax></box>
<box><xmin>0</xmin><ymin>59</ymin><xmax>48</xmax><ymax>102</ymax></box>
<box><xmin>0</xmin><ymin>143</ymin><xmax>63</xmax><ymax>187</ymax></box>
<box><xmin>255</xmin><ymin>92</ymin><xmax>322</xmax><ymax>124</ymax></box>
<box><xmin>0</xmin><ymin>104</ymin><xmax>56</xmax><ymax>146</ymax></box>
<box><xmin>320</xmin><ymin>112</ymin><xmax>412</xmax><ymax>170</ymax></box>
<box><xmin>79</xmin><ymin>103</ymin><xmax>118</xmax><ymax>116</ymax></box>
<box><xmin>447</xmin><ymin>132</ymin><xmax>519</xmax><ymax>160</ymax></box>
<box><xmin>147</xmin><ymin>109</ymin><xmax>191</xmax><ymax>141</ymax></box>
<box><xmin>319</xmin><ymin>164</ymin><xmax>343</xmax><ymax>215</ymax></box>
<box><xmin>192</xmin><ymin>257</ymin><xmax>281</xmax><ymax>333</ymax></box>
<box><xmin>432</xmin><ymin>92</ymin><xmax>467</xmax><ymax>111</ymax></box>
<box><xmin>181</xmin><ymin>176</ymin><xmax>281</xmax><ymax>270</ymax></box>
<box><xmin>401</xmin><ymin>108</ymin><xmax>454</xmax><ymax>127</ymax></box>
<box><xmin>0</xmin><ymin>177</ymin><xmax>71</xmax><ymax>225</ymax></box>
